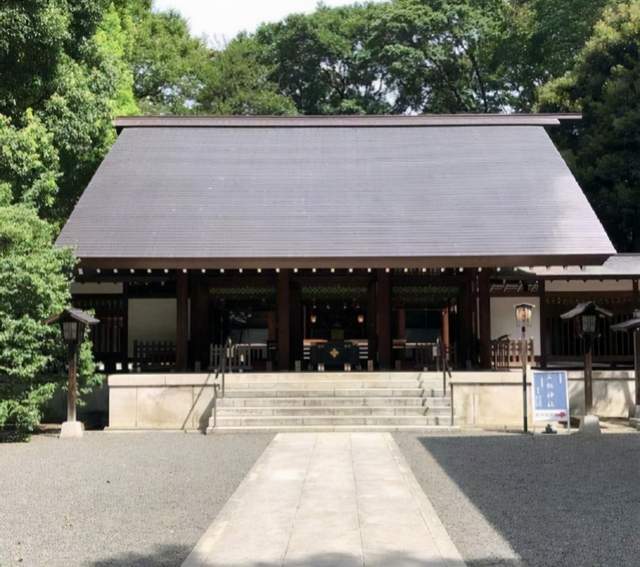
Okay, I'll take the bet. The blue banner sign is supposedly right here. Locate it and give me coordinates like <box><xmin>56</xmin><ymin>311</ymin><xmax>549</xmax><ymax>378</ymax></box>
<box><xmin>532</xmin><ymin>370</ymin><xmax>569</xmax><ymax>423</ymax></box>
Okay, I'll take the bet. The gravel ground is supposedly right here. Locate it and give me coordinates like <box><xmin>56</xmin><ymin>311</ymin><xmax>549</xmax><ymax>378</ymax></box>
<box><xmin>394</xmin><ymin>431</ymin><xmax>640</xmax><ymax>567</ymax></box>
<box><xmin>0</xmin><ymin>432</ymin><xmax>273</xmax><ymax>567</ymax></box>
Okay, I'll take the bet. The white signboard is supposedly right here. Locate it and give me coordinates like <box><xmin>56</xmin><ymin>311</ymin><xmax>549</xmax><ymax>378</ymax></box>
<box><xmin>532</xmin><ymin>370</ymin><xmax>570</xmax><ymax>423</ymax></box>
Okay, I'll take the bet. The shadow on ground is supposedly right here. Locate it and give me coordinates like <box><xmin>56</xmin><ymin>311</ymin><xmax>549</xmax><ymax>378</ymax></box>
<box><xmin>412</xmin><ymin>434</ymin><xmax>640</xmax><ymax>567</ymax></box>
<box><xmin>91</xmin><ymin>544</ymin><xmax>190</xmax><ymax>567</ymax></box>
<box><xmin>184</xmin><ymin>550</ymin><xmax>516</xmax><ymax>567</ymax></box>
<box><xmin>91</xmin><ymin>546</ymin><xmax>520</xmax><ymax>567</ymax></box>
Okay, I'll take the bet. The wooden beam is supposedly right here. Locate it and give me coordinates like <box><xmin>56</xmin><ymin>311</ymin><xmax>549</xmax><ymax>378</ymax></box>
<box><xmin>478</xmin><ymin>270</ymin><xmax>491</xmax><ymax>369</ymax></box>
<box><xmin>77</xmin><ymin>253</ymin><xmax>612</xmax><ymax>271</ymax></box>
<box><xmin>377</xmin><ymin>269</ymin><xmax>392</xmax><ymax>369</ymax></box>
<box><xmin>277</xmin><ymin>270</ymin><xmax>291</xmax><ymax>371</ymax></box>
<box><xmin>175</xmin><ymin>271</ymin><xmax>189</xmax><ymax>371</ymax></box>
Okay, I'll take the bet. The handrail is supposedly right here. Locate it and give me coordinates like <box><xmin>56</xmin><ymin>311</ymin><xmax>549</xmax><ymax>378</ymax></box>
<box><xmin>211</xmin><ymin>337</ymin><xmax>233</xmax><ymax>430</ymax></box>
<box><xmin>438</xmin><ymin>339</ymin><xmax>452</xmax><ymax>394</ymax></box>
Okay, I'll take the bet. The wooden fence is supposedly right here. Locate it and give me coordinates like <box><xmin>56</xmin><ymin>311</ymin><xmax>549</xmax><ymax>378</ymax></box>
<box><xmin>491</xmin><ymin>337</ymin><xmax>534</xmax><ymax>370</ymax></box>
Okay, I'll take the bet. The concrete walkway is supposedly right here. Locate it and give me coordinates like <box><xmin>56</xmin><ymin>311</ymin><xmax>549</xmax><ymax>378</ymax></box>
<box><xmin>183</xmin><ymin>433</ymin><xmax>465</xmax><ymax>567</ymax></box>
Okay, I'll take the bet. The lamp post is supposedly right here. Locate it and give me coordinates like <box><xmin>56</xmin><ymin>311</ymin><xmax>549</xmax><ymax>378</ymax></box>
<box><xmin>611</xmin><ymin>309</ymin><xmax>640</xmax><ymax>418</ymax></box>
<box><xmin>47</xmin><ymin>308</ymin><xmax>99</xmax><ymax>439</ymax></box>
<box><xmin>515</xmin><ymin>303</ymin><xmax>534</xmax><ymax>433</ymax></box>
<box><xmin>560</xmin><ymin>302</ymin><xmax>612</xmax><ymax>434</ymax></box>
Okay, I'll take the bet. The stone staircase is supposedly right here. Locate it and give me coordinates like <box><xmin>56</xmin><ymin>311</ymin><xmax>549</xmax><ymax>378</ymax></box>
<box><xmin>207</xmin><ymin>372</ymin><xmax>454</xmax><ymax>433</ymax></box>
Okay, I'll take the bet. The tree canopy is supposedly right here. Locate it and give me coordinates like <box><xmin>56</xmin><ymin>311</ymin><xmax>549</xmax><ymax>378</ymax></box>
<box><xmin>538</xmin><ymin>1</ymin><xmax>640</xmax><ymax>252</ymax></box>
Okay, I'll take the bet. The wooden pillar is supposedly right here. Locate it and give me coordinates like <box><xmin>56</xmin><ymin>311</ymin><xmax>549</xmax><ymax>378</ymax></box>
<box><xmin>478</xmin><ymin>270</ymin><xmax>491</xmax><ymax>369</ymax></box>
<box><xmin>460</xmin><ymin>272</ymin><xmax>475</xmax><ymax>368</ymax></box>
<box><xmin>397</xmin><ymin>308</ymin><xmax>406</xmax><ymax>340</ymax></box>
<box><xmin>190</xmin><ymin>273</ymin><xmax>210</xmax><ymax>370</ymax></box>
<box><xmin>441</xmin><ymin>306</ymin><xmax>450</xmax><ymax>351</ymax></box>
<box><xmin>121</xmin><ymin>282</ymin><xmax>129</xmax><ymax>372</ymax></box>
<box><xmin>539</xmin><ymin>280</ymin><xmax>549</xmax><ymax>368</ymax></box>
<box><xmin>634</xmin><ymin>279</ymin><xmax>639</xmax><ymax>308</ymax></box>
<box><xmin>267</xmin><ymin>311</ymin><xmax>277</xmax><ymax>342</ymax></box>
<box><xmin>584</xmin><ymin>338</ymin><xmax>594</xmax><ymax>414</ymax></box>
<box><xmin>377</xmin><ymin>269</ymin><xmax>392</xmax><ymax>369</ymax></box>
<box><xmin>277</xmin><ymin>270</ymin><xmax>291</xmax><ymax>371</ymax></box>
<box><xmin>290</xmin><ymin>280</ymin><xmax>303</xmax><ymax>367</ymax></box>
<box><xmin>176</xmin><ymin>271</ymin><xmax>189</xmax><ymax>371</ymax></box>
<box><xmin>367</xmin><ymin>278</ymin><xmax>377</xmax><ymax>367</ymax></box>
<box><xmin>634</xmin><ymin>329</ymin><xmax>640</xmax><ymax>407</ymax></box>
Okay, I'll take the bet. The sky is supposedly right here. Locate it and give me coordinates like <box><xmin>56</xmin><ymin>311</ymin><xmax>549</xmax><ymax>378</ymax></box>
<box><xmin>153</xmin><ymin>0</ymin><xmax>377</xmax><ymax>46</ymax></box>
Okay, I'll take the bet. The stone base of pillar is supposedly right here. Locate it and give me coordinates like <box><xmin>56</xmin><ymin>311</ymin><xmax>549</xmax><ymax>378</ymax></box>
<box><xmin>578</xmin><ymin>414</ymin><xmax>601</xmax><ymax>435</ymax></box>
<box><xmin>60</xmin><ymin>420</ymin><xmax>84</xmax><ymax>439</ymax></box>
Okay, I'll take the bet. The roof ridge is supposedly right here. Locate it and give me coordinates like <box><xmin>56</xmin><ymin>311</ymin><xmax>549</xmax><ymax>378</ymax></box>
<box><xmin>114</xmin><ymin>113</ymin><xmax>582</xmax><ymax>130</ymax></box>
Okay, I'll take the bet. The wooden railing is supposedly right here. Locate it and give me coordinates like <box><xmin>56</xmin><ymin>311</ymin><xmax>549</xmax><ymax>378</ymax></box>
<box><xmin>491</xmin><ymin>337</ymin><xmax>534</xmax><ymax>370</ymax></box>
<box><xmin>210</xmin><ymin>342</ymin><xmax>275</xmax><ymax>372</ymax></box>
<box><xmin>393</xmin><ymin>341</ymin><xmax>450</xmax><ymax>371</ymax></box>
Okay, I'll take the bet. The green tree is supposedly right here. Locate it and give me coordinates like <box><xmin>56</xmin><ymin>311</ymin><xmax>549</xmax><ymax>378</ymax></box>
<box><xmin>41</xmin><ymin>3</ymin><xmax>140</xmax><ymax>221</ymax></box>
<box><xmin>120</xmin><ymin>6</ymin><xmax>212</xmax><ymax>113</ymax></box>
<box><xmin>366</xmin><ymin>0</ymin><xmax>515</xmax><ymax>113</ymax></box>
<box><xmin>505</xmin><ymin>0</ymin><xmax>612</xmax><ymax>107</ymax></box>
<box><xmin>0</xmin><ymin>0</ymin><xmax>109</xmax><ymax>118</ymax></box>
<box><xmin>0</xmin><ymin>0</ymin><xmax>131</xmax><ymax>436</ymax></box>
<box><xmin>244</xmin><ymin>0</ymin><xmax>613</xmax><ymax>114</ymax></box>
<box><xmin>253</xmin><ymin>5</ymin><xmax>389</xmax><ymax>114</ymax></box>
<box><xmin>198</xmin><ymin>36</ymin><xmax>297</xmax><ymax>115</ymax></box>
<box><xmin>0</xmin><ymin>206</ymin><xmax>98</xmax><ymax>436</ymax></box>
<box><xmin>538</xmin><ymin>1</ymin><xmax>640</xmax><ymax>251</ymax></box>
<box><xmin>0</xmin><ymin>111</ymin><xmax>59</xmax><ymax>212</ymax></box>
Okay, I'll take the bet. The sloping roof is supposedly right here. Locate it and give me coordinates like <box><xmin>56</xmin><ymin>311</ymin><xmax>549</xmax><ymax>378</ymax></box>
<box><xmin>56</xmin><ymin>115</ymin><xmax>615</xmax><ymax>269</ymax></box>
<box><xmin>523</xmin><ymin>255</ymin><xmax>640</xmax><ymax>278</ymax></box>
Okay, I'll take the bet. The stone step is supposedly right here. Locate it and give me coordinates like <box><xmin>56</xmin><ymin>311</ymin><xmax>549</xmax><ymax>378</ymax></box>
<box><xmin>209</xmin><ymin>424</ymin><xmax>457</xmax><ymax>433</ymax></box>
<box><xmin>216</xmin><ymin>405</ymin><xmax>451</xmax><ymax>417</ymax></box>
<box><xmin>212</xmin><ymin>415</ymin><xmax>451</xmax><ymax>427</ymax></box>
<box><xmin>222</xmin><ymin>380</ymin><xmax>428</xmax><ymax>390</ymax></box>
<box><xmin>223</xmin><ymin>372</ymin><xmax>439</xmax><ymax>381</ymax></box>
<box><xmin>216</xmin><ymin>396</ymin><xmax>449</xmax><ymax>408</ymax></box>
<box><xmin>223</xmin><ymin>388</ymin><xmax>444</xmax><ymax>398</ymax></box>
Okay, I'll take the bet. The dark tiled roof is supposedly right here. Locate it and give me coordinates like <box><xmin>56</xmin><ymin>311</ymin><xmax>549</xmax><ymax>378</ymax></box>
<box><xmin>57</xmin><ymin>117</ymin><xmax>615</xmax><ymax>267</ymax></box>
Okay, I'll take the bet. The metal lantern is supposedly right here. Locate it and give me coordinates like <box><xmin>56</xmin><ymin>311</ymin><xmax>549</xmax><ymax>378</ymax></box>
<box><xmin>560</xmin><ymin>302</ymin><xmax>612</xmax><ymax>421</ymax></box>
<box><xmin>580</xmin><ymin>313</ymin><xmax>597</xmax><ymax>335</ymax></box>
<box><xmin>61</xmin><ymin>319</ymin><xmax>83</xmax><ymax>345</ymax></box>
<box><xmin>514</xmin><ymin>303</ymin><xmax>534</xmax><ymax>327</ymax></box>
<box><xmin>50</xmin><ymin>308</ymin><xmax>99</xmax><ymax>346</ymax></box>
<box><xmin>611</xmin><ymin>309</ymin><xmax>640</xmax><ymax>415</ymax></box>
<box><xmin>514</xmin><ymin>302</ymin><xmax>534</xmax><ymax>434</ymax></box>
<box><xmin>46</xmin><ymin>307</ymin><xmax>99</xmax><ymax>438</ymax></box>
<box><xmin>310</xmin><ymin>312</ymin><xmax>317</xmax><ymax>324</ymax></box>
<box><xmin>561</xmin><ymin>301</ymin><xmax>611</xmax><ymax>338</ymax></box>
<box><xmin>357</xmin><ymin>313</ymin><xmax>365</xmax><ymax>324</ymax></box>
